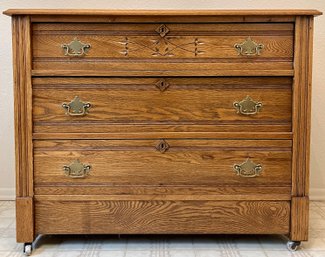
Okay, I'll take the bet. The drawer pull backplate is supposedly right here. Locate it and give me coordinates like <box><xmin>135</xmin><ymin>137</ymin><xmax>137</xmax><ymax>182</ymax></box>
<box><xmin>233</xmin><ymin>95</ymin><xmax>262</xmax><ymax>115</ymax></box>
<box><xmin>233</xmin><ymin>158</ymin><xmax>263</xmax><ymax>178</ymax></box>
<box><xmin>63</xmin><ymin>160</ymin><xmax>91</xmax><ymax>178</ymax></box>
<box><xmin>61</xmin><ymin>38</ymin><xmax>91</xmax><ymax>57</ymax></box>
<box><xmin>62</xmin><ymin>96</ymin><xmax>91</xmax><ymax>116</ymax></box>
<box><xmin>234</xmin><ymin>37</ymin><xmax>264</xmax><ymax>56</ymax></box>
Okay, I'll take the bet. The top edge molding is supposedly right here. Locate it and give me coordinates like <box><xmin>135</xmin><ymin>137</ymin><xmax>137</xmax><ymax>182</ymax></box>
<box><xmin>3</xmin><ymin>9</ymin><xmax>322</xmax><ymax>17</ymax></box>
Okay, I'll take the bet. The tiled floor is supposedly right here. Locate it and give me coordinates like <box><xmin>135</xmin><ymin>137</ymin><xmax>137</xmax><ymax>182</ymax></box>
<box><xmin>1</xmin><ymin>201</ymin><xmax>325</xmax><ymax>257</ymax></box>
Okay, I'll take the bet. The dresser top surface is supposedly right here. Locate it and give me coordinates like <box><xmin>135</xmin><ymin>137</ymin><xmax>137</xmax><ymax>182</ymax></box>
<box><xmin>3</xmin><ymin>9</ymin><xmax>322</xmax><ymax>16</ymax></box>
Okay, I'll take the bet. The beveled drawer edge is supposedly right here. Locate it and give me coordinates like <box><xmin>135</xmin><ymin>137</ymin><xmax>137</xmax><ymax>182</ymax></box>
<box><xmin>31</xmin><ymin>69</ymin><xmax>294</xmax><ymax>77</ymax></box>
<box><xmin>34</xmin><ymin>185</ymin><xmax>292</xmax><ymax>198</ymax></box>
<box><xmin>34</xmin><ymin>194</ymin><xmax>291</xmax><ymax>201</ymax></box>
<box><xmin>32</xmin><ymin>132</ymin><xmax>293</xmax><ymax>140</ymax></box>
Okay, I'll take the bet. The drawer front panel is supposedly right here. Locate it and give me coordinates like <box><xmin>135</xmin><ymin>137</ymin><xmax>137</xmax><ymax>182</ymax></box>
<box><xmin>33</xmin><ymin>77</ymin><xmax>292</xmax><ymax>133</ymax></box>
<box><xmin>35</xmin><ymin>200</ymin><xmax>290</xmax><ymax>234</ymax></box>
<box><xmin>32</xmin><ymin>23</ymin><xmax>293</xmax><ymax>73</ymax></box>
<box><xmin>34</xmin><ymin>139</ymin><xmax>292</xmax><ymax>186</ymax></box>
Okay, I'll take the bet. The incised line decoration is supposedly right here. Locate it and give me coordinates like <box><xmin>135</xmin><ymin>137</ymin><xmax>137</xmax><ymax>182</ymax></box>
<box><xmin>119</xmin><ymin>24</ymin><xmax>204</xmax><ymax>57</ymax></box>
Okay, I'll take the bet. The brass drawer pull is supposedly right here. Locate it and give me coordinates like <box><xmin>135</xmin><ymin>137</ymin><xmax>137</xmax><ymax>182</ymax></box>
<box><xmin>61</xmin><ymin>38</ymin><xmax>91</xmax><ymax>57</ymax></box>
<box><xmin>234</xmin><ymin>37</ymin><xmax>264</xmax><ymax>56</ymax></box>
<box><xmin>62</xmin><ymin>96</ymin><xmax>91</xmax><ymax>116</ymax></box>
<box><xmin>63</xmin><ymin>160</ymin><xmax>91</xmax><ymax>178</ymax></box>
<box><xmin>233</xmin><ymin>158</ymin><xmax>263</xmax><ymax>178</ymax></box>
<box><xmin>233</xmin><ymin>96</ymin><xmax>262</xmax><ymax>115</ymax></box>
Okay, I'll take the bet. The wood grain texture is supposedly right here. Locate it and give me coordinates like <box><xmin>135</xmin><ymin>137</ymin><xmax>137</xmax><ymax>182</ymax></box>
<box><xmin>4</xmin><ymin>9</ymin><xmax>322</xmax><ymax>16</ymax></box>
<box><xmin>30</xmin><ymin>15</ymin><xmax>297</xmax><ymax>23</ymax></box>
<box><xmin>32</xmin><ymin>23</ymin><xmax>293</xmax><ymax>59</ymax></box>
<box><xmin>16</xmin><ymin>197</ymin><xmax>34</xmax><ymax>243</ymax></box>
<box><xmin>34</xmin><ymin>186</ymin><xmax>291</xmax><ymax>200</ymax></box>
<box><xmin>34</xmin><ymin>194</ymin><xmax>291</xmax><ymax>201</ymax></box>
<box><xmin>7</xmin><ymin>10</ymin><xmax>320</xmax><ymax>240</ymax></box>
<box><xmin>31</xmin><ymin>22</ymin><xmax>293</xmax><ymax>74</ymax></box>
<box><xmin>292</xmin><ymin>16</ymin><xmax>313</xmax><ymax>197</ymax></box>
<box><xmin>290</xmin><ymin>15</ymin><xmax>314</xmax><ymax>243</ymax></box>
<box><xmin>12</xmin><ymin>15</ymin><xmax>33</xmax><ymax>197</ymax></box>
<box><xmin>31</xmin><ymin>68</ymin><xmax>294</xmax><ymax>77</ymax></box>
<box><xmin>34</xmin><ymin>200</ymin><xmax>290</xmax><ymax>234</ymax></box>
<box><xmin>33</xmin><ymin>139</ymin><xmax>292</xmax><ymax>187</ymax></box>
<box><xmin>32</xmin><ymin>132</ymin><xmax>293</xmax><ymax>140</ymax></box>
<box><xmin>12</xmin><ymin>15</ymin><xmax>35</xmax><ymax>244</ymax></box>
<box><xmin>290</xmin><ymin>197</ymin><xmax>309</xmax><ymax>241</ymax></box>
<box><xmin>32</xmin><ymin>77</ymin><xmax>292</xmax><ymax>133</ymax></box>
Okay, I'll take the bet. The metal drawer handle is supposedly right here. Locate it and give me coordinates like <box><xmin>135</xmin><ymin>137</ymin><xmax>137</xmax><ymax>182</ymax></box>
<box><xmin>234</xmin><ymin>37</ymin><xmax>264</xmax><ymax>56</ymax></box>
<box><xmin>233</xmin><ymin>158</ymin><xmax>263</xmax><ymax>178</ymax></box>
<box><xmin>61</xmin><ymin>38</ymin><xmax>91</xmax><ymax>57</ymax></box>
<box><xmin>62</xmin><ymin>96</ymin><xmax>91</xmax><ymax>116</ymax></box>
<box><xmin>63</xmin><ymin>160</ymin><xmax>91</xmax><ymax>178</ymax></box>
<box><xmin>233</xmin><ymin>95</ymin><xmax>262</xmax><ymax>115</ymax></box>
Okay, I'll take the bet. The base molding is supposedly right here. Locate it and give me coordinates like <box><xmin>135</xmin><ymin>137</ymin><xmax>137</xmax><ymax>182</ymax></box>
<box><xmin>0</xmin><ymin>188</ymin><xmax>15</xmax><ymax>200</ymax></box>
<box><xmin>310</xmin><ymin>188</ymin><xmax>325</xmax><ymax>200</ymax></box>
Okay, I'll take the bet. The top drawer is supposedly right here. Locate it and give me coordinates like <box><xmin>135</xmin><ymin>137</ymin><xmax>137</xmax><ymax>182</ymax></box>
<box><xmin>32</xmin><ymin>23</ymin><xmax>294</xmax><ymax>75</ymax></box>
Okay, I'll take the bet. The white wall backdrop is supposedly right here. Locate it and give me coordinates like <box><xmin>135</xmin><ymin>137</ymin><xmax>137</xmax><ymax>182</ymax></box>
<box><xmin>1</xmin><ymin>0</ymin><xmax>325</xmax><ymax>200</ymax></box>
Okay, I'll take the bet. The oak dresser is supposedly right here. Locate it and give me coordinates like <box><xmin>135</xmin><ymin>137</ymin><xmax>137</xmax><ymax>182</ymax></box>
<box><xmin>3</xmin><ymin>9</ymin><xmax>322</xmax><ymax>255</ymax></box>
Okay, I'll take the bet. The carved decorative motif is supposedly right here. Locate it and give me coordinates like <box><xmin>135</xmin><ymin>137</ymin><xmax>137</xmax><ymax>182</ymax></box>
<box><xmin>155</xmin><ymin>79</ymin><xmax>170</xmax><ymax>91</ymax></box>
<box><xmin>119</xmin><ymin>36</ymin><xmax>204</xmax><ymax>57</ymax></box>
<box><xmin>233</xmin><ymin>158</ymin><xmax>263</xmax><ymax>178</ymax></box>
<box><xmin>155</xmin><ymin>139</ymin><xmax>170</xmax><ymax>153</ymax></box>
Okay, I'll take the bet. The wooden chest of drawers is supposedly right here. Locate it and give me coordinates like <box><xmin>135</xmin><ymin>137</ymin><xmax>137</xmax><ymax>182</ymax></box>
<box><xmin>4</xmin><ymin>9</ymin><xmax>322</xmax><ymax>254</ymax></box>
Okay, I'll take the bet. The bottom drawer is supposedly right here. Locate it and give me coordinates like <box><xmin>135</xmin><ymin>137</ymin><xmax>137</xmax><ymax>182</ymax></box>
<box><xmin>35</xmin><ymin>200</ymin><xmax>290</xmax><ymax>234</ymax></box>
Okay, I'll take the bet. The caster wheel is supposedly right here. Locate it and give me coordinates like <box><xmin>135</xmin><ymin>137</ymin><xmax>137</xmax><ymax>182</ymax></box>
<box><xmin>287</xmin><ymin>241</ymin><xmax>301</xmax><ymax>251</ymax></box>
<box><xmin>23</xmin><ymin>243</ymin><xmax>33</xmax><ymax>256</ymax></box>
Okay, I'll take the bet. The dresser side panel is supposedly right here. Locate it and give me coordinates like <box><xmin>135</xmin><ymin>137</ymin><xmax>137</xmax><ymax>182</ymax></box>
<box><xmin>291</xmin><ymin>15</ymin><xmax>314</xmax><ymax>241</ymax></box>
<box><xmin>12</xmin><ymin>15</ymin><xmax>34</xmax><ymax>242</ymax></box>
<box><xmin>292</xmin><ymin>16</ymin><xmax>313</xmax><ymax>197</ymax></box>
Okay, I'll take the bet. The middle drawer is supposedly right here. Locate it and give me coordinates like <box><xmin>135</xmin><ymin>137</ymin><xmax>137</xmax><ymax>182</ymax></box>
<box><xmin>33</xmin><ymin>77</ymin><xmax>292</xmax><ymax>133</ymax></box>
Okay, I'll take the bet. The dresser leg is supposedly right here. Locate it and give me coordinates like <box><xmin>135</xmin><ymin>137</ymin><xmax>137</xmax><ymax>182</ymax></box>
<box><xmin>290</xmin><ymin>197</ymin><xmax>309</xmax><ymax>242</ymax></box>
<box><xmin>16</xmin><ymin>197</ymin><xmax>35</xmax><ymax>243</ymax></box>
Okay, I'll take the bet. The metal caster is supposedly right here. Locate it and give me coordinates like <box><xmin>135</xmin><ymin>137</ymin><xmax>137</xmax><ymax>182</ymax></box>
<box><xmin>287</xmin><ymin>241</ymin><xmax>301</xmax><ymax>251</ymax></box>
<box><xmin>23</xmin><ymin>243</ymin><xmax>33</xmax><ymax>256</ymax></box>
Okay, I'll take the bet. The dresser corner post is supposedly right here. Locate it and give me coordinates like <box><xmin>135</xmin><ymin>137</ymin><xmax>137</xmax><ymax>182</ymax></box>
<box><xmin>290</xmin><ymin>196</ymin><xmax>309</xmax><ymax>242</ymax></box>
<box><xmin>16</xmin><ymin>197</ymin><xmax>34</xmax><ymax>243</ymax></box>
<box><xmin>12</xmin><ymin>15</ymin><xmax>35</xmax><ymax>244</ymax></box>
<box><xmin>290</xmin><ymin>15</ymin><xmax>315</xmax><ymax>242</ymax></box>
